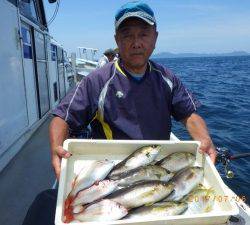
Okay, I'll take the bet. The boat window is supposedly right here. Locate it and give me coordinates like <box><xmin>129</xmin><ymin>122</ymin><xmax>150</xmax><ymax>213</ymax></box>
<box><xmin>57</xmin><ymin>47</ymin><xmax>64</xmax><ymax>64</ymax></box>
<box><xmin>19</xmin><ymin>0</ymin><xmax>40</xmax><ymax>24</ymax></box>
<box><xmin>37</xmin><ymin>62</ymin><xmax>50</xmax><ymax>116</ymax></box>
<box><xmin>53</xmin><ymin>82</ymin><xmax>58</xmax><ymax>102</ymax></box>
<box><xmin>34</xmin><ymin>31</ymin><xmax>46</xmax><ymax>60</ymax></box>
<box><xmin>21</xmin><ymin>26</ymin><xmax>33</xmax><ymax>59</ymax></box>
<box><xmin>51</xmin><ymin>44</ymin><xmax>57</xmax><ymax>61</ymax></box>
<box><xmin>57</xmin><ymin>47</ymin><xmax>66</xmax><ymax>99</ymax></box>
<box><xmin>34</xmin><ymin>30</ymin><xmax>50</xmax><ymax>117</ymax></box>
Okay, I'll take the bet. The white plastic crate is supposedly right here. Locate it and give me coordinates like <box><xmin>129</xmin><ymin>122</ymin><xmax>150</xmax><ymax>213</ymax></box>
<box><xmin>55</xmin><ymin>139</ymin><xmax>239</xmax><ymax>225</ymax></box>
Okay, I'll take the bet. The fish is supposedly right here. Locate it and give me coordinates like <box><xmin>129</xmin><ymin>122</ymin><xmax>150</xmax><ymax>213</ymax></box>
<box><xmin>165</xmin><ymin>166</ymin><xmax>203</xmax><ymax>201</ymax></box>
<box><xmin>108</xmin><ymin>180</ymin><xmax>174</xmax><ymax>209</ymax></box>
<box><xmin>72</xmin><ymin>180</ymin><xmax>118</xmax><ymax>206</ymax></box>
<box><xmin>64</xmin><ymin>199</ymin><xmax>128</xmax><ymax>223</ymax></box>
<box><xmin>70</xmin><ymin>159</ymin><xmax>115</xmax><ymax>197</ymax></box>
<box><xmin>183</xmin><ymin>188</ymin><xmax>216</xmax><ymax>214</ymax></box>
<box><xmin>108</xmin><ymin>145</ymin><xmax>161</xmax><ymax>177</ymax></box>
<box><xmin>110</xmin><ymin>165</ymin><xmax>174</xmax><ymax>187</ymax></box>
<box><xmin>64</xmin><ymin>160</ymin><xmax>115</xmax><ymax>213</ymax></box>
<box><xmin>125</xmin><ymin>201</ymin><xmax>188</xmax><ymax>220</ymax></box>
<box><xmin>156</xmin><ymin>152</ymin><xmax>195</xmax><ymax>172</ymax></box>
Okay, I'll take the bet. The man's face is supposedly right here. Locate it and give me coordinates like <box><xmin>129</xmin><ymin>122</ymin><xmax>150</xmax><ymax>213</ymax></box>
<box><xmin>115</xmin><ymin>18</ymin><xmax>158</xmax><ymax>71</ymax></box>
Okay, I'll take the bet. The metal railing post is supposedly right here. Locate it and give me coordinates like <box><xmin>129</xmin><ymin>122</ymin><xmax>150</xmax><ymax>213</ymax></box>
<box><xmin>71</xmin><ymin>52</ymin><xmax>77</xmax><ymax>84</ymax></box>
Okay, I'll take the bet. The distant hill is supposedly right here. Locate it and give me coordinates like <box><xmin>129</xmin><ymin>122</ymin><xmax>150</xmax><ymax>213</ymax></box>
<box><xmin>152</xmin><ymin>51</ymin><xmax>250</xmax><ymax>59</ymax></box>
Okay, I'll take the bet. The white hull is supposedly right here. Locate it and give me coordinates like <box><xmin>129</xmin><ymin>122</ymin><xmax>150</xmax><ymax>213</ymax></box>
<box><xmin>0</xmin><ymin>0</ymin><xmax>74</xmax><ymax>172</ymax></box>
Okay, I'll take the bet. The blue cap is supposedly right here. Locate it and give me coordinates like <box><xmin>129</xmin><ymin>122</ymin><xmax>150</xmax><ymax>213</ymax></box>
<box><xmin>115</xmin><ymin>1</ymin><xmax>156</xmax><ymax>30</ymax></box>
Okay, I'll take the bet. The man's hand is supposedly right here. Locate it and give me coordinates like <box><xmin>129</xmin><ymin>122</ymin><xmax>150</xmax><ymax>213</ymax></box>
<box><xmin>182</xmin><ymin>113</ymin><xmax>217</xmax><ymax>164</ymax></box>
<box><xmin>49</xmin><ymin>117</ymin><xmax>70</xmax><ymax>180</ymax></box>
<box><xmin>51</xmin><ymin>146</ymin><xmax>71</xmax><ymax>180</ymax></box>
<box><xmin>198</xmin><ymin>138</ymin><xmax>217</xmax><ymax>164</ymax></box>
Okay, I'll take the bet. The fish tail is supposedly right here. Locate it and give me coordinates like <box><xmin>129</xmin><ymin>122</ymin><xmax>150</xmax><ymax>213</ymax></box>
<box><xmin>64</xmin><ymin>194</ymin><xmax>74</xmax><ymax>210</ymax></box>
<box><xmin>63</xmin><ymin>207</ymin><xmax>74</xmax><ymax>223</ymax></box>
<box><xmin>63</xmin><ymin>195</ymin><xmax>75</xmax><ymax>223</ymax></box>
<box><xmin>64</xmin><ymin>204</ymin><xmax>87</xmax><ymax>223</ymax></box>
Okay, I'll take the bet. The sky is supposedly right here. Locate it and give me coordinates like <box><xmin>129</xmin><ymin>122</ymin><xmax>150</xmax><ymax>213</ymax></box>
<box><xmin>44</xmin><ymin>0</ymin><xmax>250</xmax><ymax>57</ymax></box>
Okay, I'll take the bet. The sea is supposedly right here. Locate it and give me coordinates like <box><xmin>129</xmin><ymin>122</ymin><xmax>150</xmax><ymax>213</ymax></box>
<box><xmin>154</xmin><ymin>56</ymin><xmax>250</xmax><ymax>204</ymax></box>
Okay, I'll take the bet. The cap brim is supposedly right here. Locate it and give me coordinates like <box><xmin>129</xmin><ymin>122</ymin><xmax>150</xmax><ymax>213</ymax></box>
<box><xmin>116</xmin><ymin>14</ymin><xmax>155</xmax><ymax>30</ymax></box>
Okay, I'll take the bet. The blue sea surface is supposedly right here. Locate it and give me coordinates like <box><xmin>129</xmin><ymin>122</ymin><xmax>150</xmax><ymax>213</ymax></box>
<box><xmin>155</xmin><ymin>56</ymin><xmax>250</xmax><ymax>204</ymax></box>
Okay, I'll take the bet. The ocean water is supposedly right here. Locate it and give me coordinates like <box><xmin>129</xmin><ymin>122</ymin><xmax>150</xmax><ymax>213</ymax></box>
<box><xmin>154</xmin><ymin>56</ymin><xmax>250</xmax><ymax>204</ymax></box>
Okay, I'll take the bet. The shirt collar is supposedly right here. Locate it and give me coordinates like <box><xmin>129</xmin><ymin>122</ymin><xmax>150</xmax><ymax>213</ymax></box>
<box><xmin>116</xmin><ymin>59</ymin><xmax>151</xmax><ymax>79</ymax></box>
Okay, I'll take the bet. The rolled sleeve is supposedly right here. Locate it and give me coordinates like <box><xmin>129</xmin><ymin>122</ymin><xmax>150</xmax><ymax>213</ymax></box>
<box><xmin>171</xmin><ymin>75</ymin><xmax>200</xmax><ymax>121</ymax></box>
<box><xmin>52</xmin><ymin>86</ymin><xmax>77</xmax><ymax>121</ymax></box>
<box><xmin>52</xmin><ymin>78</ymin><xmax>97</xmax><ymax>130</ymax></box>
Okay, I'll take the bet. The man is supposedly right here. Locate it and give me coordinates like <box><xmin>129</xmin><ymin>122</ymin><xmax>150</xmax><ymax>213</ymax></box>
<box><xmin>50</xmin><ymin>1</ymin><xmax>216</xmax><ymax>180</ymax></box>
<box><xmin>22</xmin><ymin>2</ymin><xmax>216</xmax><ymax>224</ymax></box>
<box><xmin>97</xmin><ymin>48</ymin><xmax>116</xmax><ymax>67</ymax></box>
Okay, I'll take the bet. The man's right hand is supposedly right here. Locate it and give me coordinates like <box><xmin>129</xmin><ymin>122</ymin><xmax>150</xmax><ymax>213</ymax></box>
<box><xmin>49</xmin><ymin>117</ymin><xmax>70</xmax><ymax>180</ymax></box>
<box><xmin>51</xmin><ymin>146</ymin><xmax>71</xmax><ymax>180</ymax></box>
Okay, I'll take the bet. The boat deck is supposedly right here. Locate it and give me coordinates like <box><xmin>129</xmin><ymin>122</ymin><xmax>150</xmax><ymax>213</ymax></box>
<box><xmin>0</xmin><ymin>117</ymin><xmax>55</xmax><ymax>225</ymax></box>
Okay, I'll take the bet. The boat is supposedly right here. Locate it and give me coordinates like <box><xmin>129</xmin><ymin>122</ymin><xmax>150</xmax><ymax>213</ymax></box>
<box><xmin>69</xmin><ymin>47</ymin><xmax>98</xmax><ymax>80</ymax></box>
<box><xmin>0</xmin><ymin>0</ymin><xmax>249</xmax><ymax>225</ymax></box>
<box><xmin>0</xmin><ymin>0</ymin><xmax>77</xmax><ymax>172</ymax></box>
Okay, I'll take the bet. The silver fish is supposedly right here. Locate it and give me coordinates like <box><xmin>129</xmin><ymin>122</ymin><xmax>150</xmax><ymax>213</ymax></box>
<box><xmin>165</xmin><ymin>166</ymin><xmax>203</xmax><ymax>201</ymax></box>
<box><xmin>70</xmin><ymin>159</ymin><xmax>115</xmax><ymax>196</ymax></box>
<box><xmin>72</xmin><ymin>180</ymin><xmax>118</xmax><ymax>206</ymax></box>
<box><xmin>108</xmin><ymin>180</ymin><xmax>174</xmax><ymax>209</ymax></box>
<box><xmin>64</xmin><ymin>160</ymin><xmax>115</xmax><ymax>211</ymax></box>
<box><xmin>156</xmin><ymin>152</ymin><xmax>195</xmax><ymax>172</ymax></box>
<box><xmin>109</xmin><ymin>145</ymin><xmax>161</xmax><ymax>177</ymax></box>
<box><xmin>125</xmin><ymin>201</ymin><xmax>188</xmax><ymax>219</ymax></box>
<box><xmin>68</xmin><ymin>199</ymin><xmax>128</xmax><ymax>222</ymax></box>
<box><xmin>110</xmin><ymin>165</ymin><xmax>174</xmax><ymax>187</ymax></box>
<box><xmin>183</xmin><ymin>188</ymin><xmax>216</xmax><ymax>214</ymax></box>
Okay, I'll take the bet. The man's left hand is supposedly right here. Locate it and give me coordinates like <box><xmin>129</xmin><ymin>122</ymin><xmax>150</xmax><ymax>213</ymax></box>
<box><xmin>182</xmin><ymin>113</ymin><xmax>217</xmax><ymax>164</ymax></box>
<box><xmin>199</xmin><ymin>138</ymin><xmax>217</xmax><ymax>164</ymax></box>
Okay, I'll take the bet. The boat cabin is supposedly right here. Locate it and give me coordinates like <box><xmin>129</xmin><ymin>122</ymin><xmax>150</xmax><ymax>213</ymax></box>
<box><xmin>0</xmin><ymin>0</ymin><xmax>73</xmax><ymax>171</ymax></box>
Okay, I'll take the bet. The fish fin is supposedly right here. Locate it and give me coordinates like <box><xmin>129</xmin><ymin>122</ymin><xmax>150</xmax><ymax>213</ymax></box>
<box><xmin>204</xmin><ymin>205</ymin><xmax>212</xmax><ymax>212</ymax></box>
<box><xmin>155</xmin><ymin>173</ymin><xmax>161</xmax><ymax>179</ymax></box>
<box><xmin>64</xmin><ymin>195</ymin><xmax>74</xmax><ymax>211</ymax></box>
<box><xmin>164</xmin><ymin>189</ymin><xmax>176</xmax><ymax>201</ymax></box>
<box><xmin>63</xmin><ymin>202</ymin><xmax>74</xmax><ymax>223</ymax></box>
<box><xmin>165</xmin><ymin>169</ymin><xmax>172</xmax><ymax>174</ymax></box>
<box><xmin>64</xmin><ymin>200</ymin><xmax>87</xmax><ymax>223</ymax></box>
<box><xmin>155</xmin><ymin>159</ymin><xmax>163</xmax><ymax>165</ymax></box>
<box><xmin>198</xmin><ymin>183</ymin><xmax>206</xmax><ymax>189</ymax></box>
<box><xmin>207</xmin><ymin>187</ymin><xmax>215</xmax><ymax>192</ymax></box>
<box><xmin>63</xmin><ymin>210</ymin><xmax>74</xmax><ymax>223</ymax></box>
<box><xmin>149</xmin><ymin>160</ymin><xmax>157</xmax><ymax>165</ymax></box>
<box><xmin>108</xmin><ymin>174</ymin><xmax>118</xmax><ymax>180</ymax></box>
<box><xmin>145</xmin><ymin>202</ymin><xmax>154</xmax><ymax>206</ymax></box>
